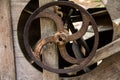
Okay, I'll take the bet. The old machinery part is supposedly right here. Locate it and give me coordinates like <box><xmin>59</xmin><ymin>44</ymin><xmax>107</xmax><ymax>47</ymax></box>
<box><xmin>23</xmin><ymin>1</ymin><xmax>99</xmax><ymax>74</ymax></box>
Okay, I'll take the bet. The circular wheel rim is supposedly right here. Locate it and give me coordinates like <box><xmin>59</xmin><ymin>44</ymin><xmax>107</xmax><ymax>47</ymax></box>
<box><xmin>23</xmin><ymin>1</ymin><xmax>99</xmax><ymax>74</ymax></box>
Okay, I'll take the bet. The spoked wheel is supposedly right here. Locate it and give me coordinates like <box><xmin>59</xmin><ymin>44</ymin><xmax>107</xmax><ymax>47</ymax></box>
<box><xmin>23</xmin><ymin>1</ymin><xmax>99</xmax><ymax>74</ymax></box>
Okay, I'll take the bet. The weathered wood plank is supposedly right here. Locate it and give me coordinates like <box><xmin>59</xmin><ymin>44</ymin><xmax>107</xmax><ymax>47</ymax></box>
<box><xmin>88</xmin><ymin>38</ymin><xmax>120</xmax><ymax>66</ymax></box>
<box><xmin>0</xmin><ymin>0</ymin><xmax>16</xmax><ymax>80</ymax></box>
<box><xmin>39</xmin><ymin>0</ymin><xmax>59</xmax><ymax>80</ymax></box>
<box><xmin>102</xmin><ymin>0</ymin><xmax>120</xmax><ymax>20</ymax></box>
<box><xmin>78</xmin><ymin>53</ymin><xmax>120</xmax><ymax>80</ymax></box>
<box><xmin>66</xmin><ymin>53</ymin><xmax>120</xmax><ymax>80</ymax></box>
<box><xmin>102</xmin><ymin>0</ymin><xmax>120</xmax><ymax>40</ymax></box>
<box><xmin>11</xmin><ymin>0</ymin><xmax>42</xmax><ymax>80</ymax></box>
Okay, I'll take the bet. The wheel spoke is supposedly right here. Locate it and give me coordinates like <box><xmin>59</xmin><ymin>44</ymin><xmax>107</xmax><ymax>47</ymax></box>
<box><xmin>34</xmin><ymin>11</ymin><xmax>64</xmax><ymax>32</ymax></box>
<box><xmin>67</xmin><ymin>14</ymin><xmax>90</xmax><ymax>41</ymax></box>
<box><xmin>58</xmin><ymin>44</ymin><xmax>83</xmax><ymax>64</ymax></box>
<box><xmin>34</xmin><ymin>36</ymin><xmax>55</xmax><ymax>59</ymax></box>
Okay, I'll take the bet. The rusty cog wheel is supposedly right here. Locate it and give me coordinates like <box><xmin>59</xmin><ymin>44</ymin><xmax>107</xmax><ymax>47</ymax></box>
<box><xmin>23</xmin><ymin>1</ymin><xmax>99</xmax><ymax>74</ymax></box>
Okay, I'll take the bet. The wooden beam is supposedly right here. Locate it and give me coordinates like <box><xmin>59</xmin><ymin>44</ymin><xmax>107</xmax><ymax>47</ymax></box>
<box><xmin>102</xmin><ymin>0</ymin><xmax>120</xmax><ymax>40</ymax></box>
<box><xmin>39</xmin><ymin>0</ymin><xmax>59</xmax><ymax>80</ymax></box>
<box><xmin>68</xmin><ymin>52</ymin><xmax>120</xmax><ymax>80</ymax></box>
<box><xmin>0</xmin><ymin>0</ymin><xmax>16</xmax><ymax>80</ymax></box>
<box><xmin>102</xmin><ymin>0</ymin><xmax>120</xmax><ymax>20</ymax></box>
<box><xmin>11</xmin><ymin>0</ymin><xmax>43</xmax><ymax>80</ymax></box>
<box><xmin>88</xmin><ymin>38</ymin><xmax>120</xmax><ymax>66</ymax></box>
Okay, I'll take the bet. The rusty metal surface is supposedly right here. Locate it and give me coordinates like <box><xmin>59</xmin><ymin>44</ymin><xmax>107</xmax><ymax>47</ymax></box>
<box><xmin>23</xmin><ymin>1</ymin><xmax>99</xmax><ymax>74</ymax></box>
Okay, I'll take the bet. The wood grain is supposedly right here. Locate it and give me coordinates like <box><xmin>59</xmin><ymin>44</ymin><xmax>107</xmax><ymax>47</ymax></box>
<box><xmin>102</xmin><ymin>0</ymin><xmax>120</xmax><ymax>40</ymax></box>
<box><xmin>11</xmin><ymin>0</ymin><xmax>43</xmax><ymax>80</ymax></box>
<box><xmin>39</xmin><ymin>0</ymin><xmax>59</xmax><ymax>80</ymax></box>
<box><xmin>0</xmin><ymin>0</ymin><xmax>16</xmax><ymax>80</ymax></box>
<box><xmin>88</xmin><ymin>38</ymin><xmax>120</xmax><ymax>66</ymax></box>
<box><xmin>65</xmin><ymin>53</ymin><xmax>120</xmax><ymax>80</ymax></box>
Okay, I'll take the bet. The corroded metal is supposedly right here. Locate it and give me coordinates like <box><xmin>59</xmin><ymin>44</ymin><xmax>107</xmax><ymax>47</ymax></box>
<box><xmin>23</xmin><ymin>1</ymin><xmax>99</xmax><ymax>74</ymax></box>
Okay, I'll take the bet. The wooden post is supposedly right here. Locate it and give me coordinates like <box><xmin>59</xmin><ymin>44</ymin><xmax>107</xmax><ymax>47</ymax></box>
<box><xmin>102</xmin><ymin>0</ymin><xmax>120</xmax><ymax>40</ymax></box>
<box><xmin>39</xmin><ymin>0</ymin><xmax>59</xmax><ymax>80</ymax></box>
<box><xmin>10</xmin><ymin>0</ymin><xmax>43</xmax><ymax>80</ymax></box>
<box><xmin>0</xmin><ymin>0</ymin><xmax>16</xmax><ymax>80</ymax></box>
